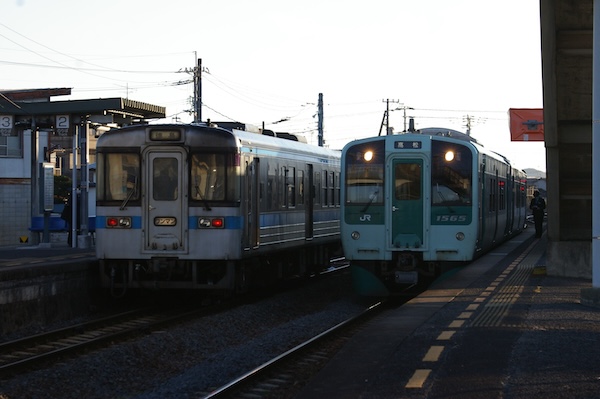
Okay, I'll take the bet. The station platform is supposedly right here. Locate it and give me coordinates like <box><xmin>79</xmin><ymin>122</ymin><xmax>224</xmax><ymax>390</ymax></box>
<box><xmin>297</xmin><ymin>229</ymin><xmax>600</xmax><ymax>399</ymax></box>
<box><xmin>0</xmin><ymin>232</ymin><xmax>95</xmax><ymax>269</ymax></box>
<box><xmin>0</xmin><ymin>234</ymin><xmax>97</xmax><ymax>337</ymax></box>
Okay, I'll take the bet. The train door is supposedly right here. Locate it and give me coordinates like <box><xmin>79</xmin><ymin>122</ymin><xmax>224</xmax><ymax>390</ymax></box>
<box><xmin>305</xmin><ymin>164</ymin><xmax>314</xmax><ymax>240</ymax></box>
<box><xmin>145</xmin><ymin>150</ymin><xmax>186</xmax><ymax>252</ymax></box>
<box><xmin>243</xmin><ymin>157</ymin><xmax>260</xmax><ymax>250</ymax></box>
<box><xmin>390</xmin><ymin>159</ymin><xmax>424</xmax><ymax>248</ymax></box>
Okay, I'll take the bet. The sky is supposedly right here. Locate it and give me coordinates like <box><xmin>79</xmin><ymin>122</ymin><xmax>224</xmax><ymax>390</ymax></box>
<box><xmin>1</xmin><ymin>0</ymin><xmax>546</xmax><ymax>171</ymax></box>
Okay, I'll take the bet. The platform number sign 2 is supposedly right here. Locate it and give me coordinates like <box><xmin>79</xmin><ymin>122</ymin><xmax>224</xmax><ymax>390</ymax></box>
<box><xmin>55</xmin><ymin>114</ymin><xmax>70</xmax><ymax>136</ymax></box>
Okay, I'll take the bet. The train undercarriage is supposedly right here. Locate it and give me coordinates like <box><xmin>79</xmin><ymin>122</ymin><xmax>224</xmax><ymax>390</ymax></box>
<box><xmin>100</xmin><ymin>243</ymin><xmax>341</xmax><ymax>298</ymax></box>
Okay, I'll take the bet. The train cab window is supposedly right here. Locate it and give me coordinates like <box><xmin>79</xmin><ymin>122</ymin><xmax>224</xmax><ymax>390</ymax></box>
<box><xmin>190</xmin><ymin>153</ymin><xmax>227</xmax><ymax>202</ymax></box>
<box><xmin>97</xmin><ymin>152</ymin><xmax>140</xmax><ymax>201</ymax></box>
<box><xmin>153</xmin><ymin>157</ymin><xmax>178</xmax><ymax>201</ymax></box>
<box><xmin>431</xmin><ymin>141</ymin><xmax>472</xmax><ymax>206</ymax></box>
<box><xmin>344</xmin><ymin>141</ymin><xmax>385</xmax><ymax>205</ymax></box>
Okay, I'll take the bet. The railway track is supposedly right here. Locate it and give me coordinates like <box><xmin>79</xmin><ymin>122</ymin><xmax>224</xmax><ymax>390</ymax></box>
<box><xmin>200</xmin><ymin>300</ymin><xmax>386</xmax><ymax>399</ymax></box>
<box><xmin>0</xmin><ymin>306</ymin><xmax>208</xmax><ymax>377</ymax></box>
<box><xmin>0</xmin><ymin>260</ymin><xmax>350</xmax><ymax>379</ymax></box>
<box><xmin>199</xmin><ymin>273</ymin><xmax>427</xmax><ymax>399</ymax></box>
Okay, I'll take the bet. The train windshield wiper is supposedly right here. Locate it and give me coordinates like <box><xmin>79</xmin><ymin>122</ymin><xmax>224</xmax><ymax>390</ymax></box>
<box><xmin>120</xmin><ymin>176</ymin><xmax>138</xmax><ymax>210</ymax></box>
<box><xmin>194</xmin><ymin>179</ymin><xmax>212</xmax><ymax>211</ymax></box>
<box><xmin>361</xmin><ymin>189</ymin><xmax>379</xmax><ymax>213</ymax></box>
<box><xmin>435</xmin><ymin>183</ymin><xmax>455</xmax><ymax>213</ymax></box>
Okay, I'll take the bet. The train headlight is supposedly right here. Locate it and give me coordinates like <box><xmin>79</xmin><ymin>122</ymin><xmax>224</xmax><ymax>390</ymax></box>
<box><xmin>351</xmin><ymin>231</ymin><xmax>360</xmax><ymax>240</ymax></box>
<box><xmin>198</xmin><ymin>218</ymin><xmax>212</xmax><ymax>228</ymax></box>
<box><xmin>364</xmin><ymin>151</ymin><xmax>374</xmax><ymax>162</ymax></box>
<box><xmin>456</xmin><ymin>232</ymin><xmax>465</xmax><ymax>241</ymax></box>
<box><xmin>445</xmin><ymin>150</ymin><xmax>455</xmax><ymax>162</ymax></box>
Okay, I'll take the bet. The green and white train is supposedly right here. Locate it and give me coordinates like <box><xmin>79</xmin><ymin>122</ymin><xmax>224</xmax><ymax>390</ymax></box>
<box><xmin>341</xmin><ymin>128</ymin><xmax>527</xmax><ymax>296</ymax></box>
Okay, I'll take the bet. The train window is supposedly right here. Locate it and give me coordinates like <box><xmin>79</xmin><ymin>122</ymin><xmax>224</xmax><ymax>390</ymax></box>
<box><xmin>395</xmin><ymin>163</ymin><xmax>421</xmax><ymax>200</ymax></box>
<box><xmin>431</xmin><ymin>141</ymin><xmax>472</xmax><ymax>206</ymax></box>
<box><xmin>298</xmin><ymin>170</ymin><xmax>305</xmax><ymax>205</ymax></box>
<box><xmin>334</xmin><ymin>172</ymin><xmax>340</xmax><ymax>206</ymax></box>
<box><xmin>286</xmin><ymin>167</ymin><xmax>296</xmax><ymax>208</ymax></box>
<box><xmin>190</xmin><ymin>153</ymin><xmax>227</xmax><ymax>201</ymax></box>
<box><xmin>266</xmin><ymin>162</ymin><xmax>278</xmax><ymax>210</ymax></box>
<box><xmin>153</xmin><ymin>157</ymin><xmax>178</xmax><ymax>201</ymax></box>
<box><xmin>489</xmin><ymin>177</ymin><xmax>497</xmax><ymax>212</ymax></box>
<box><xmin>499</xmin><ymin>180</ymin><xmax>506</xmax><ymax>210</ymax></box>
<box><xmin>314</xmin><ymin>170</ymin><xmax>321</xmax><ymax>206</ymax></box>
<box><xmin>98</xmin><ymin>152</ymin><xmax>140</xmax><ymax>201</ymax></box>
<box><xmin>344</xmin><ymin>141</ymin><xmax>385</xmax><ymax>205</ymax></box>
<box><xmin>322</xmin><ymin>170</ymin><xmax>329</xmax><ymax>207</ymax></box>
<box><xmin>328</xmin><ymin>171</ymin><xmax>335</xmax><ymax>206</ymax></box>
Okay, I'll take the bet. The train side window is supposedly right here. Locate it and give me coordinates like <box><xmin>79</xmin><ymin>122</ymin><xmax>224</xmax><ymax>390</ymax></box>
<box><xmin>489</xmin><ymin>177</ymin><xmax>497</xmax><ymax>212</ymax></box>
<box><xmin>286</xmin><ymin>166</ymin><xmax>296</xmax><ymax>208</ymax></box>
<box><xmin>266</xmin><ymin>162</ymin><xmax>277</xmax><ymax>210</ymax></box>
<box><xmin>329</xmin><ymin>171</ymin><xmax>335</xmax><ymax>206</ymax></box>
<box><xmin>322</xmin><ymin>170</ymin><xmax>329</xmax><ymax>207</ymax></box>
<box><xmin>314</xmin><ymin>170</ymin><xmax>321</xmax><ymax>206</ymax></box>
<box><xmin>499</xmin><ymin>179</ymin><xmax>506</xmax><ymax>210</ymax></box>
<box><xmin>298</xmin><ymin>170</ymin><xmax>304</xmax><ymax>205</ymax></box>
<box><xmin>334</xmin><ymin>172</ymin><xmax>340</xmax><ymax>206</ymax></box>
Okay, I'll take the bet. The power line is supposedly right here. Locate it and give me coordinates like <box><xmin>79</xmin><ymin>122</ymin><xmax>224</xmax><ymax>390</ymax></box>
<box><xmin>0</xmin><ymin>59</ymin><xmax>181</xmax><ymax>74</ymax></box>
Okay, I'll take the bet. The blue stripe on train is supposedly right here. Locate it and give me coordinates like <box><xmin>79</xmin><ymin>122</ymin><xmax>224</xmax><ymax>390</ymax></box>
<box><xmin>97</xmin><ymin>210</ymin><xmax>339</xmax><ymax>231</ymax></box>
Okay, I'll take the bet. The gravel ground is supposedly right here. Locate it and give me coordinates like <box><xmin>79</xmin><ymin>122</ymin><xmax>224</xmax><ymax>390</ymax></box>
<box><xmin>0</xmin><ymin>272</ymin><xmax>367</xmax><ymax>399</ymax></box>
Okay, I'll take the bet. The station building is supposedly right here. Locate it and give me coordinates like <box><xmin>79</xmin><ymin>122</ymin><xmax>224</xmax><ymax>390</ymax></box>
<box><xmin>0</xmin><ymin>88</ymin><xmax>165</xmax><ymax>247</ymax></box>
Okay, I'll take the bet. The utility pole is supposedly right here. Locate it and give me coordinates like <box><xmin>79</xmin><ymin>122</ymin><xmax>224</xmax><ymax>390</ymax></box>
<box><xmin>194</xmin><ymin>58</ymin><xmax>202</xmax><ymax>123</ymax></box>
<box><xmin>317</xmin><ymin>93</ymin><xmax>324</xmax><ymax>147</ymax></box>
<box><xmin>464</xmin><ymin>114</ymin><xmax>473</xmax><ymax>136</ymax></box>
<box><xmin>380</xmin><ymin>99</ymin><xmax>401</xmax><ymax>135</ymax></box>
<box><xmin>399</xmin><ymin>105</ymin><xmax>414</xmax><ymax>132</ymax></box>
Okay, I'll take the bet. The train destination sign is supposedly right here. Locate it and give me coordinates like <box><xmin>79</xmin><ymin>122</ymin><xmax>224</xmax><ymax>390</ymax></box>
<box><xmin>394</xmin><ymin>140</ymin><xmax>422</xmax><ymax>149</ymax></box>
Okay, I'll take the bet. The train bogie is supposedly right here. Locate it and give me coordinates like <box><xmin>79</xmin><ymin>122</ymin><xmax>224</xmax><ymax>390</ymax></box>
<box><xmin>341</xmin><ymin>128</ymin><xmax>527</xmax><ymax>296</ymax></box>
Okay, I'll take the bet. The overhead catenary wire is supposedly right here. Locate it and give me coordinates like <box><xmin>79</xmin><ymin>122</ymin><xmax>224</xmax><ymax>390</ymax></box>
<box><xmin>0</xmin><ymin>21</ymin><xmax>513</xmax><ymax>139</ymax></box>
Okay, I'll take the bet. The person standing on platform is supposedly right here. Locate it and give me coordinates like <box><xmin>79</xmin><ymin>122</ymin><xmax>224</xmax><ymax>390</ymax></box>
<box><xmin>529</xmin><ymin>190</ymin><xmax>546</xmax><ymax>238</ymax></box>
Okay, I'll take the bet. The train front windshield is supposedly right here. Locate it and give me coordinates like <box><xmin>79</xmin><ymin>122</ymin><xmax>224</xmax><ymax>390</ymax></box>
<box><xmin>431</xmin><ymin>140</ymin><xmax>472</xmax><ymax>206</ymax></box>
<box><xmin>344</xmin><ymin>141</ymin><xmax>385</xmax><ymax>205</ymax></box>
<box><xmin>189</xmin><ymin>152</ymin><xmax>239</xmax><ymax>203</ymax></box>
<box><xmin>97</xmin><ymin>153</ymin><xmax>140</xmax><ymax>202</ymax></box>
<box><xmin>97</xmin><ymin>151</ymin><xmax>238</xmax><ymax>204</ymax></box>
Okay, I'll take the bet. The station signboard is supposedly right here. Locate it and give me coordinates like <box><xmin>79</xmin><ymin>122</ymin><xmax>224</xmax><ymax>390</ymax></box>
<box><xmin>509</xmin><ymin>108</ymin><xmax>544</xmax><ymax>142</ymax></box>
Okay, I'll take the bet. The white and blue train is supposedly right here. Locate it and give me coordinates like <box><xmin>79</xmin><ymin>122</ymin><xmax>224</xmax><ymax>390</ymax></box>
<box><xmin>95</xmin><ymin>122</ymin><xmax>341</xmax><ymax>296</ymax></box>
<box><xmin>341</xmin><ymin>128</ymin><xmax>527</xmax><ymax>296</ymax></box>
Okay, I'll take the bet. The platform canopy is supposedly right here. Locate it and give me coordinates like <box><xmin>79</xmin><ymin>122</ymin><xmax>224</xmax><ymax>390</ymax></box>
<box><xmin>0</xmin><ymin>88</ymin><xmax>166</xmax><ymax>130</ymax></box>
